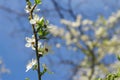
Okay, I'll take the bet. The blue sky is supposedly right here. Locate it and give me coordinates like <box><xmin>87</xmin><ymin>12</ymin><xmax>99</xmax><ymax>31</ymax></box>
<box><xmin>0</xmin><ymin>0</ymin><xmax>119</xmax><ymax>80</ymax></box>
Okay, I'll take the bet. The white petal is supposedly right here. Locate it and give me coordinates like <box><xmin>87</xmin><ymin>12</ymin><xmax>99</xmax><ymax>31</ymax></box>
<box><xmin>38</xmin><ymin>52</ymin><xmax>42</xmax><ymax>55</ymax></box>
<box><xmin>32</xmin><ymin>59</ymin><xmax>37</xmax><ymax>65</ymax></box>
<box><xmin>26</xmin><ymin>65</ymin><xmax>32</xmax><ymax>72</ymax></box>
<box><xmin>25</xmin><ymin>9</ymin><xmax>30</xmax><ymax>13</ymax></box>
<box><xmin>25</xmin><ymin>59</ymin><xmax>37</xmax><ymax>72</ymax></box>
<box><xmin>34</xmin><ymin>15</ymin><xmax>39</xmax><ymax>21</ymax></box>
<box><xmin>25</xmin><ymin>69</ymin><xmax>29</xmax><ymax>72</ymax></box>
<box><xmin>30</xmin><ymin>19</ymin><xmax>36</xmax><ymax>24</ymax></box>
<box><xmin>25</xmin><ymin>43</ymin><xmax>31</xmax><ymax>47</ymax></box>
<box><xmin>40</xmin><ymin>17</ymin><xmax>44</xmax><ymax>22</ymax></box>
<box><xmin>31</xmin><ymin>46</ymin><xmax>35</xmax><ymax>50</ymax></box>
<box><xmin>35</xmin><ymin>9</ymin><xmax>40</xmax><ymax>12</ymax></box>
<box><xmin>38</xmin><ymin>42</ymin><xmax>42</xmax><ymax>46</ymax></box>
<box><xmin>26</xmin><ymin>63</ymin><xmax>32</xmax><ymax>72</ymax></box>
<box><xmin>32</xmin><ymin>35</ymin><xmax>35</xmax><ymax>38</ymax></box>
<box><xmin>25</xmin><ymin>5</ymin><xmax>30</xmax><ymax>13</ymax></box>
<box><xmin>26</xmin><ymin>37</ymin><xmax>32</xmax><ymax>42</ymax></box>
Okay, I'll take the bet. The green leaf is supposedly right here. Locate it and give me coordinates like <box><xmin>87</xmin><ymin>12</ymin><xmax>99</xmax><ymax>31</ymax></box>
<box><xmin>117</xmin><ymin>71</ymin><xmax>120</xmax><ymax>77</ymax></box>
<box><xmin>117</xmin><ymin>55</ymin><xmax>120</xmax><ymax>61</ymax></box>
<box><xmin>38</xmin><ymin>30</ymin><xmax>43</xmax><ymax>36</ymax></box>
<box><xmin>25</xmin><ymin>78</ymin><xmax>30</xmax><ymax>80</ymax></box>
<box><xmin>34</xmin><ymin>0</ymin><xmax>41</xmax><ymax>4</ymax></box>
<box><xmin>40</xmin><ymin>64</ymin><xmax>47</xmax><ymax>76</ymax></box>
<box><xmin>32</xmin><ymin>64</ymin><xmax>38</xmax><ymax>70</ymax></box>
<box><xmin>38</xmin><ymin>17</ymin><xmax>45</xmax><ymax>26</ymax></box>
<box><xmin>97</xmin><ymin>78</ymin><xmax>102</xmax><ymax>80</ymax></box>
<box><xmin>43</xmin><ymin>30</ymin><xmax>49</xmax><ymax>36</ymax></box>
<box><xmin>39</xmin><ymin>36</ymin><xmax>47</xmax><ymax>39</ymax></box>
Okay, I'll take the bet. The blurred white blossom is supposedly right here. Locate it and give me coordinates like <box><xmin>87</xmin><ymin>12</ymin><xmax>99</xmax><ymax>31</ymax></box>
<box><xmin>48</xmin><ymin>9</ymin><xmax>120</xmax><ymax>80</ymax></box>
<box><xmin>0</xmin><ymin>58</ymin><xmax>10</xmax><ymax>77</ymax></box>
<box><xmin>82</xmin><ymin>19</ymin><xmax>93</xmax><ymax>26</ymax></box>
<box><xmin>61</xmin><ymin>15</ymin><xmax>81</xmax><ymax>28</ymax></box>
<box><xmin>56</xmin><ymin>43</ymin><xmax>61</xmax><ymax>48</ymax></box>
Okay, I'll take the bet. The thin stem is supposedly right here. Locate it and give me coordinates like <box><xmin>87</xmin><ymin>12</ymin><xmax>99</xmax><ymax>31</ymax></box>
<box><xmin>29</xmin><ymin>4</ymin><xmax>41</xmax><ymax>80</ymax></box>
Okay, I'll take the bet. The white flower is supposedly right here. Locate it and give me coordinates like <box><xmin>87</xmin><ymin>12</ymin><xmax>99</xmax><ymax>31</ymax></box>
<box><xmin>34</xmin><ymin>8</ymin><xmax>40</xmax><ymax>12</ymax></box>
<box><xmin>26</xmin><ymin>59</ymin><xmax>37</xmax><ymax>72</ymax></box>
<box><xmin>82</xmin><ymin>19</ymin><xmax>93</xmax><ymax>26</ymax></box>
<box><xmin>95</xmin><ymin>27</ymin><xmax>105</xmax><ymax>37</ymax></box>
<box><xmin>25</xmin><ymin>35</ymin><xmax>42</xmax><ymax>50</ymax></box>
<box><xmin>107</xmin><ymin>16</ymin><xmax>117</xmax><ymax>24</ymax></box>
<box><xmin>25</xmin><ymin>5</ymin><xmax>31</xmax><ymax>13</ymax></box>
<box><xmin>48</xmin><ymin>25</ymin><xmax>65</xmax><ymax>37</ymax></box>
<box><xmin>61</xmin><ymin>15</ymin><xmax>81</xmax><ymax>28</ymax></box>
<box><xmin>56</xmin><ymin>43</ymin><xmax>61</xmax><ymax>48</ymax></box>
<box><xmin>70</xmin><ymin>28</ymin><xmax>80</xmax><ymax>37</ymax></box>
<box><xmin>37</xmin><ymin>43</ymin><xmax>52</xmax><ymax>55</ymax></box>
<box><xmin>42</xmin><ymin>43</ymin><xmax>52</xmax><ymax>55</ymax></box>
<box><xmin>30</xmin><ymin>15</ymin><xmax>43</xmax><ymax>24</ymax></box>
<box><xmin>25</xmin><ymin>35</ymin><xmax>36</xmax><ymax>50</ymax></box>
<box><xmin>30</xmin><ymin>15</ymin><xmax>40</xmax><ymax>24</ymax></box>
<box><xmin>81</xmin><ymin>35</ymin><xmax>89</xmax><ymax>41</ymax></box>
<box><xmin>25</xmin><ymin>5</ymin><xmax>40</xmax><ymax>13</ymax></box>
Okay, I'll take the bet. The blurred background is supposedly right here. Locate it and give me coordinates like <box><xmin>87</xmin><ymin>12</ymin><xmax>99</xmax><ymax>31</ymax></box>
<box><xmin>0</xmin><ymin>0</ymin><xmax>120</xmax><ymax>80</ymax></box>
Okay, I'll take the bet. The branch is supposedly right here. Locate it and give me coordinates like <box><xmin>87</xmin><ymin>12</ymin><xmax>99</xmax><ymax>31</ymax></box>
<box><xmin>29</xmin><ymin>4</ymin><xmax>41</xmax><ymax>80</ymax></box>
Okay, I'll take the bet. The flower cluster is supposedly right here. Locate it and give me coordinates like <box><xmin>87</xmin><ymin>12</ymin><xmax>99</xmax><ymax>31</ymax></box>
<box><xmin>25</xmin><ymin>0</ymin><xmax>52</xmax><ymax>79</ymax></box>
<box><xmin>0</xmin><ymin>58</ymin><xmax>10</xmax><ymax>77</ymax></box>
<box><xmin>48</xmin><ymin>9</ymin><xmax>120</xmax><ymax>79</ymax></box>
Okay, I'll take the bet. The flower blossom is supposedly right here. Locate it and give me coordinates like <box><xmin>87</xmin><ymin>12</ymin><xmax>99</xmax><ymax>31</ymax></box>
<box><xmin>25</xmin><ymin>35</ymin><xmax>42</xmax><ymax>50</ymax></box>
<box><xmin>40</xmin><ymin>43</ymin><xmax>52</xmax><ymax>55</ymax></box>
<box><xmin>30</xmin><ymin>15</ymin><xmax>43</xmax><ymax>24</ymax></box>
<box><xmin>26</xmin><ymin>59</ymin><xmax>37</xmax><ymax>72</ymax></box>
<box><xmin>61</xmin><ymin>15</ymin><xmax>81</xmax><ymax>28</ymax></box>
<box><xmin>25</xmin><ymin>5</ymin><xmax>40</xmax><ymax>13</ymax></box>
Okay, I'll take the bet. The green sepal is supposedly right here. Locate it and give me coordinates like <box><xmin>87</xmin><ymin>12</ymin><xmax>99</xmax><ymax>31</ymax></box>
<box><xmin>40</xmin><ymin>64</ymin><xmax>47</xmax><ymax>76</ymax></box>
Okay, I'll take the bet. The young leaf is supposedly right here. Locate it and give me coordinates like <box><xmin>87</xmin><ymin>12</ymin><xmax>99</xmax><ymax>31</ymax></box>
<box><xmin>32</xmin><ymin>64</ymin><xmax>38</xmax><ymax>70</ymax></box>
<box><xmin>38</xmin><ymin>30</ymin><xmax>43</xmax><ymax>36</ymax></box>
<box><xmin>117</xmin><ymin>55</ymin><xmax>120</xmax><ymax>61</ymax></box>
<box><xmin>25</xmin><ymin>78</ymin><xmax>30</xmax><ymax>80</ymax></box>
<box><xmin>34</xmin><ymin>0</ymin><xmax>41</xmax><ymax>4</ymax></box>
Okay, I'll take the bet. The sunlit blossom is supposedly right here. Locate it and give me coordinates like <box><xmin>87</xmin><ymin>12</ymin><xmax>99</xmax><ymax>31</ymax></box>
<box><xmin>25</xmin><ymin>5</ymin><xmax>40</xmax><ymax>13</ymax></box>
<box><xmin>30</xmin><ymin>14</ymin><xmax>43</xmax><ymax>24</ymax></box>
<box><xmin>26</xmin><ymin>59</ymin><xmax>37</xmax><ymax>72</ymax></box>
<box><xmin>25</xmin><ymin>5</ymin><xmax>31</xmax><ymax>13</ymax></box>
<box><xmin>25</xmin><ymin>35</ymin><xmax>42</xmax><ymax>50</ymax></box>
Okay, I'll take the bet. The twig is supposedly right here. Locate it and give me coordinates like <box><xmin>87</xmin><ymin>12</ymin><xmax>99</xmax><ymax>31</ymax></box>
<box><xmin>29</xmin><ymin>4</ymin><xmax>41</xmax><ymax>80</ymax></box>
